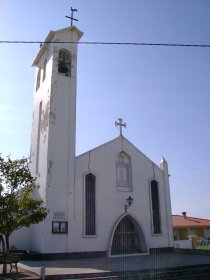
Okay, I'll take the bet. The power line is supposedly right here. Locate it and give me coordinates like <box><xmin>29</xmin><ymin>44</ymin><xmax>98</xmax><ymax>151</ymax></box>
<box><xmin>0</xmin><ymin>40</ymin><xmax>210</xmax><ymax>48</ymax></box>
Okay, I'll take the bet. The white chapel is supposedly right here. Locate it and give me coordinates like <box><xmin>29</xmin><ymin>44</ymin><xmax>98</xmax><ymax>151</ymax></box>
<box><xmin>12</xmin><ymin>24</ymin><xmax>174</xmax><ymax>257</ymax></box>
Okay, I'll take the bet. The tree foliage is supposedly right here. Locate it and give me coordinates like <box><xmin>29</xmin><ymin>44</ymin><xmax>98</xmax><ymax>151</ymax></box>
<box><xmin>0</xmin><ymin>155</ymin><xmax>48</xmax><ymax>274</ymax></box>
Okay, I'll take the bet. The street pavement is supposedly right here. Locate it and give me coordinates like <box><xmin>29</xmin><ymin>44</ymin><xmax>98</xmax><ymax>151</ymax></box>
<box><xmin>17</xmin><ymin>252</ymin><xmax>210</xmax><ymax>278</ymax></box>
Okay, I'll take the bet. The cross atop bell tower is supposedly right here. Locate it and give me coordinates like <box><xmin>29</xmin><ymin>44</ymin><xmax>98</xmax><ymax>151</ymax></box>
<box><xmin>65</xmin><ymin>7</ymin><xmax>78</xmax><ymax>26</ymax></box>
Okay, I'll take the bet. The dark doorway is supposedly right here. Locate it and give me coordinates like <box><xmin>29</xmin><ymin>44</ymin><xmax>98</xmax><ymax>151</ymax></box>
<box><xmin>111</xmin><ymin>216</ymin><xmax>143</xmax><ymax>255</ymax></box>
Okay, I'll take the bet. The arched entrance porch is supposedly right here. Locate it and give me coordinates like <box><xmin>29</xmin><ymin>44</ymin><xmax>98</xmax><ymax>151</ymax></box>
<box><xmin>109</xmin><ymin>214</ymin><xmax>148</xmax><ymax>256</ymax></box>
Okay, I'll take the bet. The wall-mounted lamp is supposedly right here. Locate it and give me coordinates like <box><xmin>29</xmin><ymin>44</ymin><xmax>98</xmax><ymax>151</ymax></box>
<box><xmin>125</xmin><ymin>196</ymin><xmax>133</xmax><ymax>212</ymax></box>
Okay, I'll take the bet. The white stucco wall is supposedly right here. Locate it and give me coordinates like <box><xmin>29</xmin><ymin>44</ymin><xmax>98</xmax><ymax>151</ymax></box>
<box><xmin>174</xmin><ymin>240</ymin><xmax>192</xmax><ymax>249</ymax></box>
<box><xmin>14</xmin><ymin>26</ymin><xmax>83</xmax><ymax>253</ymax></box>
<box><xmin>12</xmin><ymin>26</ymin><xmax>173</xmax><ymax>255</ymax></box>
<box><xmin>10</xmin><ymin>227</ymin><xmax>31</xmax><ymax>251</ymax></box>
<box><xmin>71</xmin><ymin>136</ymin><xmax>173</xmax><ymax>253</ymax></box>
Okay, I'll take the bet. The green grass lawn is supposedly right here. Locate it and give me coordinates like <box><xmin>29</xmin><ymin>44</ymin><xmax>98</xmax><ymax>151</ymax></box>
<box><xmin>196</xmin><ymin>244</ymin><xmax>210</xmax><ymax>250</ymax></box>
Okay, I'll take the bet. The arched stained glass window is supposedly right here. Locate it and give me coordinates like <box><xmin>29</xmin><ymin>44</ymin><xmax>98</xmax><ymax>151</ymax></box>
<box><xmin>85</xmin><ymin>173</ymin><xmax>96</xmax><ymax>236</ymax></box>
<box><xmin>151</xmin><ymin>180</ymin><xmax>161</xmax><ymax>234</ymax></box>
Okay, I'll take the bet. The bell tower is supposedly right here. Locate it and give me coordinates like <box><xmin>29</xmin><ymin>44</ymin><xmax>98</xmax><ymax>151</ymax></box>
<box><xmin>30</xmin><ymin>26</ymin><xmax>83</xmax><ymax>253</ymax></box>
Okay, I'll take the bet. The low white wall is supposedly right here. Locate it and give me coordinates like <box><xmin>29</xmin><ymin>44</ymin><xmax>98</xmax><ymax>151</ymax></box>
<box><xmin>174</xmin><ymin>240</ymin><xmax>192</xmax><ymax>249</ymax></box>
<box><xmin>9</xmin><ymin>227</ymin><xmax>31</xmax><ymax>251</ymax></box>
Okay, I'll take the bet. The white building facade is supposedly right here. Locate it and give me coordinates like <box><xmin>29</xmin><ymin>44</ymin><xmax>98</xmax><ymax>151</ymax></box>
<box><xmin>11</xmin><ymin>25</ymin><xmax>174</xmax><ymax>257</ymax></box>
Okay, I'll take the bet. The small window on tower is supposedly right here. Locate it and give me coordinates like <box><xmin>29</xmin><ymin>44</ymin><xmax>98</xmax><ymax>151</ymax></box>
<box><xmin>58</xmin><ymin>49</ymin><xmax>71</xmax><ymax>77</ymax></box>
<box><xmin>36</xmin><ymin>68</ymin><xmax>41</xmax><ymax>91</ymax></box>
<box><xmin>42</xmin><ymin>59</ymin><xmax>47</xmax><ymax>81</ymax></box>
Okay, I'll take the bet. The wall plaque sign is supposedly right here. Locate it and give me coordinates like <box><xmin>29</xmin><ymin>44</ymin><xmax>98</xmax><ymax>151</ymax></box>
<box><xmin>116</xmin><ymin>162</ymin><xmax>129</xmax><ymax>188</ymax></box>
<box><xmin>53</xmin><ymin>211</ymin><xmax>66</xmax><ymax>220</ymax></box>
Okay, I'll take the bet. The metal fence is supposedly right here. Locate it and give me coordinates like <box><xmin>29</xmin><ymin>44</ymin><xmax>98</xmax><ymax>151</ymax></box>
<box><xmin>196</xmin><ymin>239</ymin><xmax>210</xmax><ymax>249</ymax></box>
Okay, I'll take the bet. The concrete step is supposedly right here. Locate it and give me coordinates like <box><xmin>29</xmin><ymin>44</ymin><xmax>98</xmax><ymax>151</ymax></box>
<box><xmin>44</xmin><ymin>264</ymin><xmax>210</xmax><ymax>280</ymax></box>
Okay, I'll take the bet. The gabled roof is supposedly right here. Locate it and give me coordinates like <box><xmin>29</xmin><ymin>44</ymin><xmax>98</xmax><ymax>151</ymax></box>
<box><xmin>172</xmin><ymin>215</ymin><xmax>210</xmax><ymax>228</ymax></box>
<box><xmin>76</xmin><ymin>135</ymin><xmax>163</xmax><ymax>171</ymax></box>
<box><xmin>32</xmin><ymin>25</ymin><xmax>83</xmax><ymax>66</ymax></box>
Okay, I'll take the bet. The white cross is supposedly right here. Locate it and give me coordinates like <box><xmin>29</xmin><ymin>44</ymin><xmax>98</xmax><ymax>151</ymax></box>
<box><xmin>115</xmin><ymin>118</ymin><xmax>126</xmax><ymax>136</ymax></box>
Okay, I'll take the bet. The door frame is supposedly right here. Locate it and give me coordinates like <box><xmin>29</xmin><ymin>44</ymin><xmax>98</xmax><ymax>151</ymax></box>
<box><xmin>108</xmin><ymin>213</ymin><xmax>149</xmax><ymax>257</ymax></box>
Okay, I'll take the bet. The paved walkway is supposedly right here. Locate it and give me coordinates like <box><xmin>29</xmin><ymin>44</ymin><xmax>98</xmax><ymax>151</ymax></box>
<box><xmin>17</xmin><ymin>252</ymin><xmax>210</xmax><ymax>278</ymax></box>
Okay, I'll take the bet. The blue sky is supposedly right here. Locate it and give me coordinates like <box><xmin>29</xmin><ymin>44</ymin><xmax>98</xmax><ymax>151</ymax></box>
<box><xmin>0</xmin><ymin>0</ymin><xmax>210</xmax><ymax>219</ymax></box>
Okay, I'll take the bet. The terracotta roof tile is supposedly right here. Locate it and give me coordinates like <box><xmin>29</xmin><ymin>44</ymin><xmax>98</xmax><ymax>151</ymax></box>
<box><xmin>172</xmin><ymin>215</ymin><xmax>210</xmax><ymax>228</ymax></box>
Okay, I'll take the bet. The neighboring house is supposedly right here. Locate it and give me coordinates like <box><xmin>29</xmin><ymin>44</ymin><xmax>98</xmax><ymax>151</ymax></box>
<box><xmin>172</xmin><ymin>213</ymin><xmax>210</xmax><ymax>241</ymax></box>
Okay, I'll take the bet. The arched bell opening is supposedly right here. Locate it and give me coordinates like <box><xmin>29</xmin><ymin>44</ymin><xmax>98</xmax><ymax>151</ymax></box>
<box><xmin>109</xmin><ymin>214</ymin><xmax>148</xmax><ymax>256</ymax></box>
<box><xmin>58</xmin><ymin>49</ymin><xmax>71</xmax><ymax>76</ymax></box>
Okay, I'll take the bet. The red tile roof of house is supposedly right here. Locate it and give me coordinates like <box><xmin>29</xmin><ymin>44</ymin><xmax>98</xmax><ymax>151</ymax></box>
<box><xmin>172</xmin><ymin>215</ymin><xmax>210</xmax><ymax>228</ymax></box>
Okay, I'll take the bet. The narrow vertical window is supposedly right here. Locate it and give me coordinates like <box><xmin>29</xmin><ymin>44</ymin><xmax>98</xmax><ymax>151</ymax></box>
<box><xmin>36</xmin><ymin>102</ymin><xmax>42</xmax><ymax>174</ymax></box>
<box><xmin>151</xmin><ymin>180</ymin><xmax>161</xmax><ymax>234</ymax></box>
<box><xmin>58</xmin><ymin>49</ymin><xmax>71</xmax><ymax>77</ymax></box>
<box><xmin>116</xmin><ymin>152</ymin><xmax>132</xmax><ymax>191</ymax></box>
<box><xmin>36</xmin><ymin>68</ymin><xmax>41</xmax><ymax>91</ymax></box>
<box><xmin>42</xmin><ymin>59</ymin><xmax>47</xmax><ymax>81</ymax></box>
<box><xmin>85</xmin><ymin>173</ymin><xmax>96</xmax><ymax>236</ymax></box>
